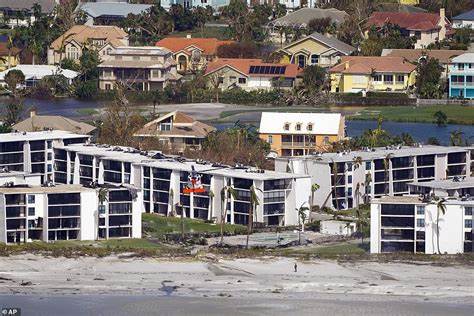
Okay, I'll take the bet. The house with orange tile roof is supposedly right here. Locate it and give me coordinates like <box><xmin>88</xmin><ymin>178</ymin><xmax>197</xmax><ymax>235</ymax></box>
<box><xmin>155</xmin><ymin>36</ymin><xmax>234</xmax><ymax>73</ymax></box>
<box><xmin>203</xmin><ymin>58</ymin><xmax>300</xmax><ymax>92</ymax></box>
<box><xmin>47</xmin><ymin>25</ymin><xmax>129</xmax><ymax>65</ymax></box>
<box><xmin>329</xmin><ymin>56</ymin><xmax>416</xmax><ymax>94</ymax></box>
<box><xmin>366</xmin><ymin>8</ymin><xmax>450</xmax><ymax>49</ymax></box>
<box><xmin>134</xmin><ymin>111</ymin><xmax>216</xmax><ymax>152</ymax></box>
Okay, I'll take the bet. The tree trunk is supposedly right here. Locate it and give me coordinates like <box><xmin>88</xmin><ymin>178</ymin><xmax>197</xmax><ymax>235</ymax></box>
<box><xmin>181</xmin><ymin>206</ymin><xmax>185</xmax><ymax>241</ymax></box>
<box><xmin>437</xmin><ymin>210</ymin><xmax>441</xmax><ymax>255</ymax></box>
<box><xmin>246</xmin><ymin>203</ymin><xmax>252</xmax><ymax>249</ymax></box>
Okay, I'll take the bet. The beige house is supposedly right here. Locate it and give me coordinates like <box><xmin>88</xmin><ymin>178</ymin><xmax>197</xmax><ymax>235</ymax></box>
<box><xmin>155</xmin><ymin>36</ymin><xmax>233</xmax><ymax>73</ymax></box>
<box><xmin>134</xmin><ymin>111</ymin><xmax>215</xmax><ymax>152</ymax></box>
<box><xmin>13</xmin><ymin>108</ymin><xmax>96</xmax><ymax>135</ymax></box>
<box><xmin>47</xmin><ymin>25</ymin><xmax>129</xmax><ymax>65</ymax></box>
<box><xmin>98</xmin><ymin>46</ymin><xmax>181</xmax><ymax>91</ymax></box>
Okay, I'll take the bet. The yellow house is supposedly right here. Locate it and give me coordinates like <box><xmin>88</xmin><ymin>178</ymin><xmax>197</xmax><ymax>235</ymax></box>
<box><xmin>278</xmin><ymin>32</ymin><xmax>355</xmax><ymax>68</ymax></box>
<box><xmin>259</xmin><ymin>112</ymin><xmax>345</xmax><ymax>156</ymax></box>
<box><xmin>329</xmin><ymin>56</ymin><xmax>417</xmax><ymax>94</ymax></box>
<box><xmin>0</xmin><ymin>42</ymin><xmax>20</xmax><ymax>71</ymax></box>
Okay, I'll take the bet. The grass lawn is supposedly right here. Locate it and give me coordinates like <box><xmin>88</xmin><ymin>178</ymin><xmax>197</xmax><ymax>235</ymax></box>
<box><xmin>76</xmin><ymin>108</ymin><xmax>99</xmax><ymax>116</ymax></box>
<box><xmin>350</xmin><ymin>105</ymin><xmax>474</xmax><ymax>125</ymax></box>
<box><xmin>142</xmin><ymin>213</ymin><xmax>246</xmax><ymax>237</ymax></box>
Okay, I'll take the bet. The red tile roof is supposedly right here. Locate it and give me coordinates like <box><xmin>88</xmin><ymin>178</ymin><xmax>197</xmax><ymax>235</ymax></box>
<box><xmin>367</xmin><ymin>12</ymin><xmax>445</xmax><ymax>31</ymax></box>
<box><xmin>155</xmin><ymin>37</ymin><xmax>234</xmax><ymax>56</ymax></box>
<box><xmin>204</xmin><ymin>58</ymin><xmax>300</xmax><ymax>78</ymax></box>
<box><xmin>330</xmin><ymin>56</ymin><xmax>416</xmax><ymax>74</ymax></box>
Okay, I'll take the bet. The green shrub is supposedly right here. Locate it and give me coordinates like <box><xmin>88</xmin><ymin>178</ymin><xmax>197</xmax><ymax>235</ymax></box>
<box><xmin>75</xmin><ymin>80</ymin><xmax>98</xmax><ymax>99</ymax></box>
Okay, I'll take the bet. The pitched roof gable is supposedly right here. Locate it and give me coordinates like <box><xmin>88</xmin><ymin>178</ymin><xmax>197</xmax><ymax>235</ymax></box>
<box><xmin>367</xmin><ymin>11</ymin><xmax>444</xmax><ymax>31</ymax></box>
<box><xmin>155</xmin><ymin>37</ymin><xmax>234</xmax><ymax>56</ymax></box>
<box><xmin>50</xmin><ymin>25</ymin><xmax>128</xmax><ymax>50</ymax></box>
<box><xmin>381</xmin><ymin>48</ymin><xmax>466</xmax><ymax>64</ymax></box>
<box><xmin>283</xmin><ymin>32</ymin><xmax>355</xmax><ymax>56</ymax></box>
<box><xmin>204</xmin><ymin>59</ymin><xmax>300</xmax><ymax>78</ymax></box>
<box><xmin>330</xmin><ymin>56</ymin><xmax>416</xmax><ymax>74</ymax></box>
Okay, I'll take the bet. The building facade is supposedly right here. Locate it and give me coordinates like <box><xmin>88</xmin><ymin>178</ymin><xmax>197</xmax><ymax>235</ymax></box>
<box><xmin>452</xmin><ymin>9</ymin><xmax>474</xmax><ymax>29</ymax></box>
<box><xmin>278</xmin><ymin>32</ymin><xmax>355</xmax><ymax>68</ymax></box>
<box><xmin>258</xmin><ymin>112</ymin><xmax>345</xmax><ymax>156</ymax></box>
<box><xmin>98</xmin><ymin>46</ymin><xmax>181</xmax><ymax>91</ymax></box>
<box><xmin>330</xmin><ymin>56</ymin><xmax>416</xmax><ymax>94</ymax></box>
<box><xmin>204</xmin><ymin>58</ymin><xmax>300</xmax><ymax>92</ymax></box>
<box><xmin>53</xmin><ymin>143</ymin><xmax>311</xmax><ymax>227</ymax></box>
<box><xmin>47</xmin><ymin>25</ymin><xmax>129</xmax><ymax>65</ymax></box>
<box><xmin>449</xmin><ymin>53</ymin><xmax>474</xmax><ymax>99</ymax></box>
<box><xmin>276</xmin><ymin>145</ymin><xmax>474</xmax><ymax>210</ymax></box>
<box><xmin>0</xmin><ymin>184</ymin><xmax>142</xmax><ymax>244</ymax></box>
<box><xmin>370</xmin><ymin>195</ymin><xmax>472</xmax><ymax>254</ymax></box>
<box><xmin>0</xmin><ymin>131</ymin><xmax>90</xmax><ymax>184</ymax></box>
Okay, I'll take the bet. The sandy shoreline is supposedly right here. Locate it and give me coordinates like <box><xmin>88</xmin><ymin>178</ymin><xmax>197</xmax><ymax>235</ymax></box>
<box><xmin>0</xmin><ymin>254</ymin><xmax>472</xmax><ymax>303</ymax></box>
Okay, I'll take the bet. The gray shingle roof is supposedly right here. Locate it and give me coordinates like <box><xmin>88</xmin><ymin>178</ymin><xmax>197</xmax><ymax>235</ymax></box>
<box><xmin>453</xmin><ymin>9</ymin><xmax>474</xmax><ymax>21</ymax></box>
<box><xmin>0</xmin><ymin>0</ymin><xmax>56</xmax><ymax>13</ymax></box>
<box><xmin>269</xmin><ymin>8</ymin><xmax>348</xmax><ymax>28</ymax></box>
<box><xmin>78</xmin><ymin>2</ymin><xmax>152</xmax><ymax>18</ymax></box>
<box><xmin>306</xmin><ymin>32</ymin><xmax>355</xmax><ymax>55</ymax></box>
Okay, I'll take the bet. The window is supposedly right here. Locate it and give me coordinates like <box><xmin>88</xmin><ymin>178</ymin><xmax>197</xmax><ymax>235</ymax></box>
<box><xmin>310</xmin><ymin>54</ymin><xmax>319</xmax><ymax>64</ymax></box>
<box><xmin>416</xmin><ymin>205</ymin><xmax>425</xmax><ymax>215</ymax></box>
<box><xmin>348</xmin><ymin>175</ymin><xmax>352</xmax><ymax>184</ymax></box>
<box><xmin>307</xmin><ymin>123</ymin><xmax>313</xmax><ymax>131</ymax></box>
<box><xmin>47</xmin><ymin>164</ymin><xmax>52</xmax><ymax>172</ymax></box>
<box><xmin>297</xmin><ymin>55</ymin><xmax>306</xmax><ymax>68</ymax></box>
<box><xmin>47</xmin><ymin>141</ymin><xmax>52</xmax><ymax>149</ymax></box>
<box><xmin>218</xmin><ymin>77</ymin><xmax>224</xmax><ymax>84</ymax></box>
<box><xmin>47</xmin><ymin>153</ymin><xmax>52</xmax><ymax>161</ymax></box>
<box><xmin>296</xmin><ymin>123</ymin><xmax>301</xmax><ymax>131</ymax></box>
<box><xmin>396</xmin><ymin>75</ymin><xmax>405</xmax><ymax>83</ymax></box>
<box><xmin>465</xmin><ymin>207</ymin><xmax>473</xmax><ymax>216</ymax></box>
<box><xmin>366</xmin><ymin>161</ymin><xmax>371</xmax><ymax>169</ymax></box>
<box><xmin>28</xmin><ymin>207</ymin><xmax>35</xmax><ymax>216</ymax></box>
<box><xmin>159</xmin><ymin>123</ymin><xmax>171</xmax><ymax>131</ymax></box>
<box><xmin>104</xmin><ymin>83</ymin><xmax>111</xmax><ymax>90</ymax></box>
<box><xmin>268</xmin><ymin>135</ymin><xmax>273</xmax><ymax>144</ymax></box>
<box><xmin>238</xmin><ymin>77</ymin><xmax>246</xmax><ymax>84</ymax></box>
<box><xmin>384</xmin><ymin>75</ymin><xmax>394</xmax><ymax>83</ymax></box>
<box><xmin>151</xmin><ymin>69</ymin><xmax>160</xmax><ymax>78</ymax></box>
<box><xmin>27</xmin><ymin>195</ymin><xmax>35</xmax><ymax>204</ymax></box>
<box><xmin>466</xmin><ymin>219</ymin><xmax>473</xmax><ymax>228</ymax></box>
<box><xmin>230</xmin><ymin>76</ymin><xmax>236</xmax><ymax>82</ymax></box>
<box><xmin>417</xmin><ymin>218</ymin><xmax>425</xmax><ymax>227</ymax></box>
<box><xmin>347</xmin><ymin>187</ymin><xmax>352</xmax><ymax>196</ymax></box>
<box><xmin>284</xmin><ymin>123</ymin><xmax>290</xmax><ymax>131</ymax></box>
<box><xmin>373</xmin><ymin>74</ymin><xmax>382</xmax><ymax>82</ymax></box>
<box><xmin>415</xmin><ymin>31</ymin><xmax>421</xmax><ymax>40</ymax></box>
<box><xmin>323</xmin><ymin>136</ymin><xmax>330</xmax><ymax>144</ymax></box>
<box><xmin>458</xmin><ymin>63</ymin><xmax>464</xmax><ymax>71</ymax></box>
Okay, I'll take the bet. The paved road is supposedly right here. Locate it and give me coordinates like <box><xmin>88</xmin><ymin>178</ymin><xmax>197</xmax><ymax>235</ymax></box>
<box><xmin>1</xmin><ymin>294</ymin><xmax>472</xmax><ymax>316</ymax></box>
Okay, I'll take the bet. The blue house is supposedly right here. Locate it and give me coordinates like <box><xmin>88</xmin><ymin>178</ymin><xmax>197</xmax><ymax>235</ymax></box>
<box><xmin>449</xmin><ymin>53</ymin><xmax>474</xmax><ymax>99</ymax></box>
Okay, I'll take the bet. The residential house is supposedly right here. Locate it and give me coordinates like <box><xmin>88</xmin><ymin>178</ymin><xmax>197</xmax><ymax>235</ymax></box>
<box><xmin>155</xmin><ymin>36</ymin><xmax>234</xmax><ymax>73</ymax></box>
<box><xmin>452</xmin><ymin>9</ymin><xmax>474</xmax><ymax>29</ymax></box>
<box><xmin>0</xmin><ymin>0</ymin><xmax>56</xmax><ymax>28</ymax></box>
<box><xmin>258</xmin><ymin>112</ymin><xmax>345</xmax><ymax>156</ymax></box>
<box><xmin>320</xmin><ymin>220</ymin><xmax>357</xmax><ymax>236</ymax></box>
<box><xmin>370</xmin><ymin>193</ymin><xmax>473</xmax><ymax>254</ymax></box>
<box><xmin>162</xmin><ymin>0</ymin><xmax>230</xmax><ymax>11</ymax></box>
<box><xmin>76</xmin><ymin>1</ymin><xmax>152</xmax><ymax>26</ymax></box>
<box><xmin>0</xmin><ymin>41</ymin><xmax>20</xmax><ymax>70</ymax></box>
<box><xmin>381</xmin><ymin>48</ymin><xmax>466</xmax><ymax>78</ymax></box>
<box><xmin>134</xmin><ymin>111</ymin><xmax>215</xmax><ymax>152</ymax></box>
<box><xmin>13</xmin><ymin>108</ymin><xmax>96</xmax><ymax>135</ymax></box>
<box><xmin>204</xmin><ymin>58</ymin><xmax>300</xmax><ymax>91</ymax></box>
<box><xmin>449</xmin><ymin>53</ymin><xmax>474</xmax><ymax>99</ymax></box>
<box><xmin>0</xmin><ymin>65</ymin><xmax>79</xmax><ymax>87</ymax></box>
<box><xmin>98</xmin><ymin>46</ymin><xmax>181</xmax><ymax>91</ymax></box>
<box><xmin>275</xmin><ymin>145</ymin><xmax>473</xmax><ymax>210</ymax></box>
<box><xmin>267</xmin><ymin>8</ymin><xmax>349</xmax><ymax>44</ymax></box>
<box><xmin>47</xmin><ymin>25</ymin><xmax>129</xmax><ymax>65</ymax></box>
<box><xmin>329</xmin><ymin>56</ymin><xmax>416</xmax><ymax>94</ymax></box>
<box><xmin>366</xmin><ymin>9</ymin><xmax>450</xmax><ymax>49</ymax></box>
<box><xmin>277</xmin><ymin>32</ymin><xmax>355</xmax><ymax>68</ymax></box>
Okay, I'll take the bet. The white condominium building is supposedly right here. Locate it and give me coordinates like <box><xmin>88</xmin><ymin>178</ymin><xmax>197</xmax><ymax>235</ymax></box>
<box><xmin>0</xmin><ymin>131</ymin><xmax>90</xmax><ymax>184</ymax></box>
<box><xmin>0</xmin><ymin>184</ymin><xmax>142</xmax><ymax>244</ymax></box>
<box><xmin>371</xmin><ymin>178</ymin><xmax>473</xmax><ymax>254</ymax></box>
<box><xmin>53</xmin><ymin>143</ymin><xmax>311</xmax><ymax>227</ymax></box>
<box><xmin>276</xmin><ymin>145</ymin><xmax>474</xmax><ymax>210</ymax></box>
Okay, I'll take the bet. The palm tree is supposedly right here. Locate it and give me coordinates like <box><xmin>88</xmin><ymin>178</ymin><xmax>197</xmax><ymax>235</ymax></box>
<box><xmin>296</xmin><ymin>203</ymin><xmax>310</xmax><ymax>245</ymax></box>
<box><xmin>310</xmin><ymin>183</ymin><xmax>320</xmax><ymax>212</ymax></box>
<box><xmin>435</xmin><ymin>198</ymin><xmax>447</xmax><ymax>255</ymax></box>
<box><xmin>168</xmin><ymin>188</ymin><xmax>174</xmax><ymax>217</ymax></box>
<box><xmin>450</xmin><ymin>130</ymin><xmax>464</xmax><ymax>146</ymax></box>
<box><xmin>97</xmin><ymin>187</ymin><xmax>108</xmax><ymax>239</ymax></box>
<box><xmin>219</xmin><ymin>185</ymin><xmax>237</xmax><ymax>245</ymax></box>
<box><xmin>383</xmin><ymin>153</ymin><xmax>393</xmax><ymax>195</ymax></box>
<box><xmin>246</xmin><ymin>186</ymin><xmax>262</xmax><ymax>249</ymax></box>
